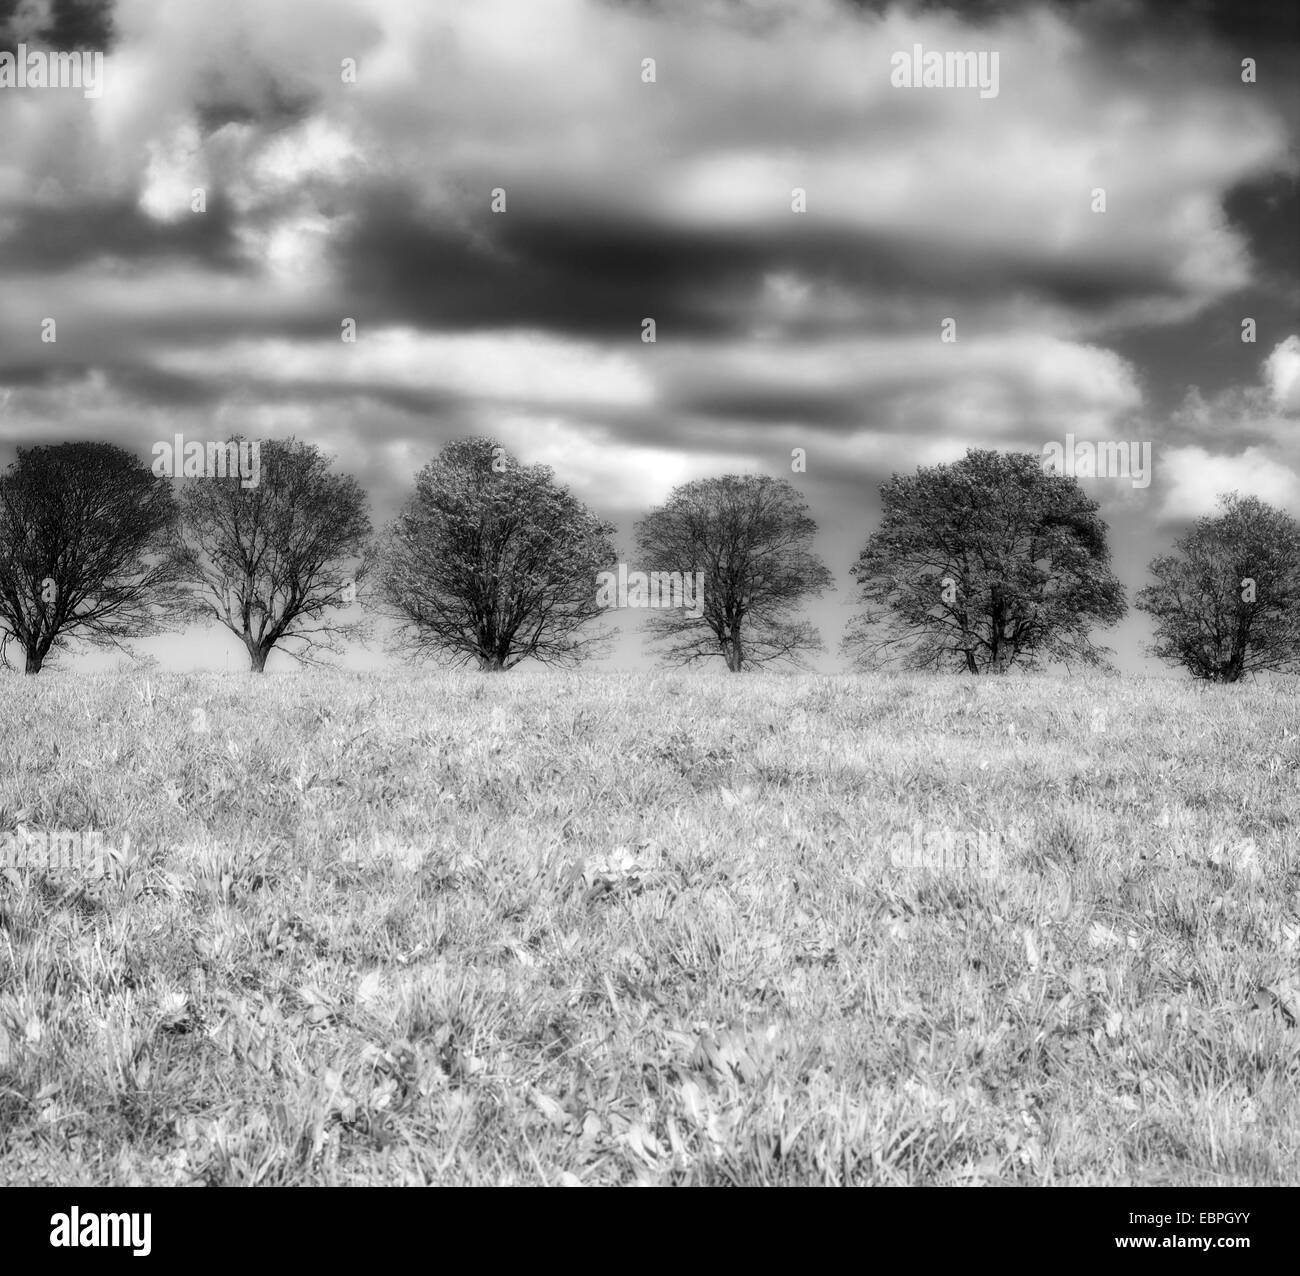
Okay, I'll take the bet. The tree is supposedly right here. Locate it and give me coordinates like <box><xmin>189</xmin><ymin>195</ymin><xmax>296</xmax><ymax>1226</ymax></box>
<box><xmin>380</xmin><ymin>438</ymin><xmax>617</xmax><ymax>671</ymax></box>
<box><xmin>843</xmin><ymin>448</ymin><xmax>1127</xmax><ymax>674</ymax></box>
<box><xmin>0</xmin><ymin>442</ymin><xmax>189</xmax><ymax>674</ymax></box>
<box><xmin>634</xmin><ymin>474</ymin><xmax>832</xmax><ymax>672</ymax></box>
<box><xmin>178</xmin><ymin>437</ymin><xmax>373</xmax><ymax>672</ymax></box>
<box><xmin>1135</xmin><ymin>492</ymin><xmax>1300</xmax><ymax>682</ymax></box>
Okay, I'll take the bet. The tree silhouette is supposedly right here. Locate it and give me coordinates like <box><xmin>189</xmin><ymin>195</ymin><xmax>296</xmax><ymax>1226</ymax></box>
<box><xmin>843</xmin><ymin>448</ymin><xmax>1127</xmax><ymax>674</ymax></box>
<box><xmin>1135</xmin><ymin>492</ymin><xmax>1300</xmax><ymax>682</ymax></box>
<box><xmin>178</xmin><ymin>437</ymin><xmax>373</xmax><ymax>672</ymax></box>
<box><xmin>380</xmin><ymin>438</ymin><xmax>617</xmax><ymax>671</ymax></box>
<box><xmin>634</xmin><ymin>474</ymin><xmax>832</xmax><ymax>672</ymax></box>
<box><xmin>0</xmin><ymin>442</ymin><xmax>189</xmax><ymax>674</ymax></box>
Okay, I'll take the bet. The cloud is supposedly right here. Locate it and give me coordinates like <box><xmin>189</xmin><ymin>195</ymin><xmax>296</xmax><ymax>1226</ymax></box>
<box><xmin>1158</xmin><ymin>444</ymin><xmax>1300</xmax><ymax>522</ymax></box>
<box><xmin>5</xmin><ymin>0</ymin><xmax>1294</xmax><ymax>346</ymax></box>
<box><xmin>1264</xmin><ymin>335</ymin><xmax>1300</xmax><ymax>414</ymax></box>
<box><xmin>1164</xmin><ymin>334</ymin><xmax>1300</xmax><ymax>459</ymax></box>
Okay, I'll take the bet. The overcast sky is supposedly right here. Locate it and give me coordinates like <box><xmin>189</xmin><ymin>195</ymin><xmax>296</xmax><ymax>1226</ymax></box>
<box><xmin>1</xmin><ymin>0</ymin><xmax>1297</xmax><ymax>674</ymax></box>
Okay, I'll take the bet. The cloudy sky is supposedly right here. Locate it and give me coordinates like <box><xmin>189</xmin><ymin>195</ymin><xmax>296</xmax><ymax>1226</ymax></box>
<box><xmin>1</xmin><ymin>0</ymin><xmax>1297</xmax><ymax>674</ymax></box>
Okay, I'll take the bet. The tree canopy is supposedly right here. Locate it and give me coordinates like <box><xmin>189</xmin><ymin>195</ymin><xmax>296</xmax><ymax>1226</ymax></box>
<box><xmin>0</xmin><ymin>442</ymin><xmax>189</xmax><ymax>674</ymax></box>
<box><xmin>634</xmin><ymin>474</ymin><xmax>832</xmax><ymax>672</ymax></box>
<box><xmin>1135</xmin><ymin>492</ymin><xmax>1300</xmax><ymax>681</ymax></box>
<box><xmin>843</xmin><ymin>448</ymin><xmax>1127</xmax><ymax>674</ymax></box>
<box><xmin>380</xmin><ymin>438</ymin><xmax>617</xmax><ymax>671</ymax></box>
<box><xmin>178</xmin><ymin>437</ymin><xmax>373</xmax><ymax>672</ymax></box>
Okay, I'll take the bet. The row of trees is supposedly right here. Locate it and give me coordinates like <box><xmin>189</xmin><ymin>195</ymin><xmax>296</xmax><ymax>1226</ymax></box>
<box><xmin>0</xmin><ymin>440</ymin><xmax>371</xmax><ymax>674</ymax></box>
<box><xmin>0</xmin><ymin>438</ymin><xmax>1297</xmax><ymax>681</ymax></box>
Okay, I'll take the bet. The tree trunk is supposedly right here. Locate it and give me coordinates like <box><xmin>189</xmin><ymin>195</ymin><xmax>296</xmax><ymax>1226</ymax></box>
<box><xmin>1226</xmin><ymin>647</ymin><xmax>1245</xmax><ymax>682</ymax></box>
<box><xmin>724</xmin><ymin>634</ymin><xmax>743</xmax><ymax>672</ymax></box>
<box><xmin>479</xmin><ymin>652</ymin><xmax>508</xmax><ymax>671</ymax></box>
<box><xmin>24</xmin><ymin>647</ymin><xmax>43</xmax><ymax>675</ymax></box>
<box><xmin>248</xmin><ymin>644</ymin><xmax>268</xmax><ymax>673</ymax></box>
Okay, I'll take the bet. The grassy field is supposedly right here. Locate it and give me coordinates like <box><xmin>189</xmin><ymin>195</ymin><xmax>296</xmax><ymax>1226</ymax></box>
<box><xmin>0</xmin><ymin>668</ymin><xmax>1297</xmax><ymax>1185</ymax></box>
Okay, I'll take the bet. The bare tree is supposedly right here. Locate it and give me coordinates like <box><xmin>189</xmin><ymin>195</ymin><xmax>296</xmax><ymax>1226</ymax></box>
<box><xmin>1135</xmin><ymin>492</ymin><xmax>1300</xmax><ymax>682</ymax></box>
<box><xmin>634</xmin><ymin>474</ymin><xmax>832</xmax><ymax>672</ymax></box>
<box><xmin>178</xmin><ymin>437</ymin><xmax>373</xmax><ymax>672</ymax></box>
<box><xmin>380</xmin><ymin>438</ymin><xmax>617</xmax><ymax>671</ymax></box>
<box><xmin>0</xmin><ymin>442</ymin><xmax>189</xmax><ymax>674</ymax></box>
<box><xmin>843</xmin><ymin>448</ymin><xmax>1127</xmax><ymax>674</ymax></box>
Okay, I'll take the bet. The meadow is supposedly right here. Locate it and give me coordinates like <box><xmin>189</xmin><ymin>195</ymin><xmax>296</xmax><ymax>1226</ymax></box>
<box><xmin>0</xmin><ymin>668</ymin><xmax>1297</xmax><ymax>1185</ymax></box>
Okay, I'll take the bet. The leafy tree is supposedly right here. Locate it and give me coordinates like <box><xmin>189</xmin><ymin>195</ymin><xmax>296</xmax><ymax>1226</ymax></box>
<box><xmin>1135</xmin><ymin>492</ymin><xmax>1300</xmax><ymax>681</ymax></box>
<box><xmin>634</xmin><ymin>474</ymin><xmax>832</xmax><ymax>672</ymax></box>
<box><xmin>843</xmin><ymin>448</ymin><xmax>1126</xmax><ymax>674</ymax></box>
<box><xmin>178</xmin><ymin>437</ymin><xmax>373</xmax><ymax>672</ymax></box>
<box><xmin>380</xmin><ymin>438</ymin><xmax>617</xmax><ymax>671</ymax></box>
<box><xmin>0</xmin><ymin>442</ymin><xmax>189</xmax><ymax>674</ymax></box>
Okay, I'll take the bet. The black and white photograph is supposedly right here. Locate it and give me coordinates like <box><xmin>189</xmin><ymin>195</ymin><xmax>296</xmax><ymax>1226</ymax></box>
<box><xmin>0</xmin><ymin>0</ymin><xmax>1297</xmax><ymax>1227</ymax></box>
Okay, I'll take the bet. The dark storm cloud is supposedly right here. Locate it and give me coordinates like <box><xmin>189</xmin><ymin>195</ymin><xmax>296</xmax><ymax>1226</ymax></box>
<box><xmin>0</xmin><ymin>0</ymin><xmax>116</xmax><ymax>53</ymax></box>
<box><xmin>839</xmin><ymin>0</ymin><xmax>1297</xmax><ymax>43</ymax></box>
<box><xmin>97</xmin><ymin>363</ymin><xmax>230</xmax><ymax>407</ymax></box>
<box><xmin>193</xmin><ymin>67</ymin><xmax>320</xmax><ymax>136</ymax></box>
<box><xmin>0</xmin><ymin>361</ymin><xmax>65</xmax><ymax>387</ymax></box>
<box><xmin>0</xmin><ymin>193</ymin><xmax>245</xmax><ymax>273</ymax></box>
<box><xmin>1181</xmin><ymin>0</ymin><xmax>1300</xmax><ymax>46</ymax></box>
<box><xmin>661</xmin><ymin>386</ymin><xmax>873</xmax><ymax>426</ymax></box>
<box><xmin>333</xmin><ymin>189</ymin><xmax>761</xmax><ymax>339</ymax></box>
<box><xmin>1223</xmin><ymin>174</ymin><xmax>1300</xmax><ymax>300</ymax></box>
<box><xmin>0</xmin><ymin>362</ymin><xmax>224</xmax><ymax>413</ymax></box>
<box><xmin>334</xmin><ymin>185</ymin><xmax>1185</xmax><ymax>343</ymax></box>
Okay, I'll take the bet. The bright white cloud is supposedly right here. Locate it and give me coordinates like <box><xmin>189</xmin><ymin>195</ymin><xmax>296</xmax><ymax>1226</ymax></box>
<box><xmin>1158</xmin><ymin>444</ymin><xmax>1300</xmax><ymax>521</ymax></box>
<box><xmin>1264</xmin><ymin>335</ymin><xmax>1300</xmax><ymax>414</ymax></box>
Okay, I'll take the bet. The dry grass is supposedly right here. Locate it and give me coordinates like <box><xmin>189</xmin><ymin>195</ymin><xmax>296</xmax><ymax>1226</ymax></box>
<box><xmin>0</xmin><ymin>668</ymin><xmax>1297</xmax><ymax>1185</ymax></box>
